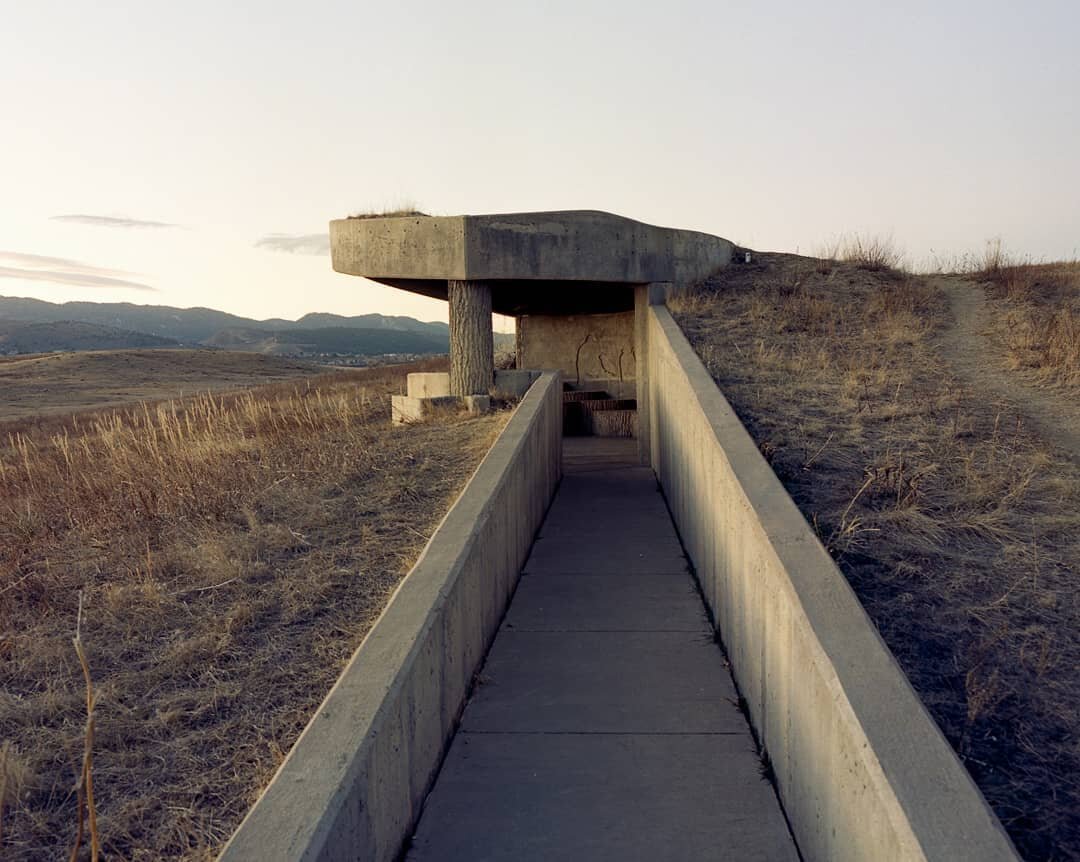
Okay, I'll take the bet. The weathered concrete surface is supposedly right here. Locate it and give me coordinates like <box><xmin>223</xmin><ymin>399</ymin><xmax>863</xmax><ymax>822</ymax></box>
<box><xmin>406</xmin><ymin>372</ymin><xmax>451</xmax><ymax>398</ymax></box>
<box><xmin>406</xmin><ymin>449</ymin><xmax>797</xmax><ymax>861</ymax></box>
<box><xmin>491</xmin><ymin>368</ymin><xmax>540</xmax><ymax>399</ymax></box>
<box><xmin>390</xmin><ymin>394</ymin><xmax>490</xmax><ymax>424</ymax></box>
<box><xmin>560</xmin><ymin>435</ymin><xmax>637</xmax><ymax>473</ymax></box>
<box><xmin>505</xmin><ymin>573</ymin><xmax>704</xmax><ymax>632</ymax></box>
<box><xmin>407</xmin><ymin>370</ymin><xmax>541</xmax><ymax>401</ymax></box>
<box><xmin>218</xmin><ymin>373</ymin><xmax>562</xmax><ymax>862</ymax></box>
<box><xmin>331</xmin><ymin>212</ymin><xmax>467</xmax><ymax>281</ymax></box>
<box><xmin>329</xmin><ymin>210</ymin><xmax>733</xmax><ymax>316</ymax></box>
<box><xmin>460</xmin><ymin>630</ymin><xmax>747</xmax><ymax>734</ymax></box>
<box><xmin>406</xmin><ymin>734</ymin><xmax>787</xmax><ymax>862</ymax></box>
<box><xmin>517</xmin><ymin>311</ymin><xmax>635</xmax><ymax>383</ymax></box>
<box><xmin>523</xmin><ymin>532</ymin><xmax>683</xmax><ymax>575</ymax></box>
<box><xmin>634</xmin><ymin>283</ymin><xmax>666</xmax><ymax>465</ymax></box>
<box><xmin>647</xmin><ymin>305</ymin><xmax>1019</xmax><ymax>862</ymax></box>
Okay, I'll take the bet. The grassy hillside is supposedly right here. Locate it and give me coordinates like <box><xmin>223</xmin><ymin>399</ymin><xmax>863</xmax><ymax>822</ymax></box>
<box><xmin>0</xmin><ymin>296</ymin><xmax>261</xmax><ymax>344</ymax></box>
<box><xmin>0</xmin><ymin>349</ymin><xmax>323</xmax><ymax>423</ymax></box>
<box><xmin>0</xmin><ymin>320</ymin><xmax>179</xmax><ymax>353</ymax></box>
<box><xmin>976</xmin><ymin>251</ymin><xmax>1079</xmax><ymax>389</ymax></box>
<box><xmin>671</xmin><ymin>252</ymin><xmax>1080</xmax><ymax>860</ymax></box>
<box><xmin>294</xmin><ymin>311</ymin><xmax>449</xmax><ymax>335</ymax></box>
<box><xmin>0</xmin><ymin>359</ymin><xmax>506</xmax><ymax>860</ymax></box>
<box><xmin>0</xmin><ymin>296</ymin><xmax>449</xmax><ymax>346</ymax></box>
<box><xmin>203</xmin><ymin>325</ymin><xmax>448</xmax><ymax>356</ymax></box>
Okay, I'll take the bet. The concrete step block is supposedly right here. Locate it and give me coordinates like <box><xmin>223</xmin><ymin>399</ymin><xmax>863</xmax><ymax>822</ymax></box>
<box><xmin>406</xmin><ymin>372</ymin><xmax>451</xmax><ymax>398</ymax></box>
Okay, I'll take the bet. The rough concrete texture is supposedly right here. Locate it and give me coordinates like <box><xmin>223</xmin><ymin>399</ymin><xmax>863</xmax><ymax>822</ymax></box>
<box><xmin>407</xmin><ymin>370</ymin><xmax>541</xmax><ymax>401</ymax></box>
<box><xmin>406</xmin><ymin>372</ymin><xmax>451</xmax><ymax>398</ymax></box>
<box><xmin>392</xmin><ymin>394</ymin><xmax>489</xmax><ymax>423</ymax></box>
<box><xmin>492</xmin><ymin>368</ymin><xmax>540</xmax><ymax>399</ymax></box>
<box><xmin>218</xmin><ymin>373</ymin><xmax>563</xmax><ymax>862</ymax></box>
<box><xmin>408</xmin><ymin>734</ymin><xmax>786</xmax><ymax>862</ymax></box>
<box><xmin>517</xmin><ymin>311</ymin><xmax>635</xmax><ymax>383</ymax></box>
<box><xmin>329</xmin><ymin>210</ymin><xmax>733</xmax><ymax>316</ymax></box>
<box><xmin>646</xmin><ymin>305</ymin><xmax>1019</xmax><ymax>862</ymax></box>
<box><xmin>406</xmin><ymin>453</ymin><xmax>797</xmax><ymax>861</ymax></box>
<box><xmin>633</xmin><ymin>283</ymin><xmax>666</xmax><ymax>466</ymax></box>
<box><xmin>560</xmin><ymin>436</ymin><xmax>638</xmax><ymax>472</ymax></box>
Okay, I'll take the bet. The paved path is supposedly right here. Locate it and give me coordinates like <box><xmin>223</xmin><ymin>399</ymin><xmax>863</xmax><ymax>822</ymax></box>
<box><xmin>406</xmin><ymin>439</ymin><xmax>798</xmax><ymax>861</ymax></box>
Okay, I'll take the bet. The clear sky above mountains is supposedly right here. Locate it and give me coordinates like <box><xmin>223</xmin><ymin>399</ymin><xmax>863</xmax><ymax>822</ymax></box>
<box><xmin>2</xmin><ymin>0</ymin><xmax>1077</xmax><ymax>325</ymax></box>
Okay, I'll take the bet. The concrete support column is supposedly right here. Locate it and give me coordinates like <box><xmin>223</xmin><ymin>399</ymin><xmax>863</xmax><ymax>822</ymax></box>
<box><xmin>635</xmin><ymin>282</ymin><xmax>670</xmax><ymax>466</ymax></box>
<box><xmin>448</xmin><ymin>279</ymin><xmax>495</xmax><ymax>396</ymax></box>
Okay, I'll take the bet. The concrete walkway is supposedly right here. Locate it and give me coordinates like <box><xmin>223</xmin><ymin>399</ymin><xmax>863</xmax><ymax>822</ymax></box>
<box><xmin>406</xmin><ymin>439</ymin><xmax>798</xmax><ymax>861</ymax></box>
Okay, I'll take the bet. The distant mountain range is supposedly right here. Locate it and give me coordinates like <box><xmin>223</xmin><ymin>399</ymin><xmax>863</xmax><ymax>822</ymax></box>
<box><xmin>0</xmin><ymin>320</ymin><xmax>179</xmax><ymax>353</ymax></box>
<box><xmin>203</xmin><ymin>326</ymin><xmax>450</xmax><ymax>357</ymax></box>
<box><xmin>0</xmin><ymin>295</ymin><xmax>453</xmax><ymax>358</ymax></box>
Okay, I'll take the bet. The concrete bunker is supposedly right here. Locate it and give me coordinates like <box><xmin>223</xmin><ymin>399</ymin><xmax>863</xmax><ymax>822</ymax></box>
<box><xmin>223</xmin><ymin>209</ymin><xmax>1021</xmax><ymax>862</ymax></box>
<box><xmin>329</xmin><ymin>209</ymin><xmax>734</xmax><ymax>461</ymax></box>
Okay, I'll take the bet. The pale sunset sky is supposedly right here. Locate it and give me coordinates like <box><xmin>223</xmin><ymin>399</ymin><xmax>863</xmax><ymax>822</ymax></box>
<box><xmin>2</xmin><ymin>0</ymin><xmax>1077</xmax><ymax>328</ymax></box>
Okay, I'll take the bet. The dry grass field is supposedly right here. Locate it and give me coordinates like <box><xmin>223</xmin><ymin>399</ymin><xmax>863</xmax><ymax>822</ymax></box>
<box><xmin>975</xmin><ymin>247</ymin><xmax>1080</xmax><ymax>390</ymax></box>
<box><xmin>0</xmin><ymin>357</ymin><xmax>507</xmax><ymax>860</ymax></box>
<box><xmin>0</xmin><ymin>349</ymin><xmax>323</xmax><ymax>423</ymax></box>
<box><xmin>671</xmin><ymin>251</ymin><xmax>1080</xmax><ymax>861</ymax></box>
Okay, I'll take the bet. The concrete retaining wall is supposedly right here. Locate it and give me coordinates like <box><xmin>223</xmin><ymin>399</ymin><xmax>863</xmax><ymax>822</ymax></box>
<box><xmin>646</xmin><ymin>305</ymin><xmax>1018</xmax><ymax>862</ymax></box>
<box><xmin>218</xmin><ymin>372</ymin><xmax>563</xmax><ymax>862</ymax></box>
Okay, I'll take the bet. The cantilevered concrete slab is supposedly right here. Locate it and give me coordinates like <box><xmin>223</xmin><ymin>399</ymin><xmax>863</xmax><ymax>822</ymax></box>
<box><xmin>331</xmin><ymin>209</ymin><xmax>732</xmax><ymax>451</ymax></box>
<box><xmin>329</xmin><ymin>209</ymin><xmax>732</xmax><ymax>315</ymax></box>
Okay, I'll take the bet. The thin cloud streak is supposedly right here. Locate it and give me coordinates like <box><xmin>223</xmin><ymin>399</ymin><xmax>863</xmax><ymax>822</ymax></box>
<box><xmin>51</xmin><ymin>214</ymin><xmax>180</xmax><ymax>229</ymax></box>
<box><xmin>0</xmin><ymin>266</ymin><xmax>156</xmax><ymax>291</ymax></box>
<box><xmin>0</xmin><ymin>250</ymin><xmax>155</xmax><ymax>291</ymax></box>
<box><xmin>0</xmin><ymin>250</ymin><xmax>132</xmax><ymax>278</ymax></box>
<box><xmin>255</xmin><ymin>233</ymin><xmax>330</xmax><ymax>255</ymax></box>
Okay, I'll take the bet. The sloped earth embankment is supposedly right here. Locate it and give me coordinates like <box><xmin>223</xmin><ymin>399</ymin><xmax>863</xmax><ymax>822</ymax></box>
<box><xmin>671</xmin><ymin>253</ymin><xmax>1080</xmax><ymax>861</ymax></box>
<box><xmin>935</xmin><ymin>276</ymin><xmax>1080</xmax><ymax>464</ymax></box>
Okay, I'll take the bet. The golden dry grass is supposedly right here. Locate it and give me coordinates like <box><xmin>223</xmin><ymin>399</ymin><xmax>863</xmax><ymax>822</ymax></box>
<box><xmin>0</xmin><ymin>358</ymin><xmax>507</xmax><ymax>860</ymax></box>
<box><xmin>977</xmin><ymin>252</ymin><xmax>1080</xmax><ymax>389</ymax></box>
<box><xmin>0</xmin><ymin>349</ymin><xmax>324</xmax><ymax>423</ymax></box>
<box><xmin>671</xmin><ymin>253</ymin><xmax>1080</xmax><ymax>861</ymax></box>
<box><xmin>822</xmin><ymin>233</ymin><xmax>906</xmax><ymax>272</ymax></box>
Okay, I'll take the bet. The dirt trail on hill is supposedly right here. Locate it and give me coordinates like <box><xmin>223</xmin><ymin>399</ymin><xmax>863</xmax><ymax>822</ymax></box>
<box><xmin>935</xmin><ymin>276</ymin><xmax>1080</xmax><ymax>464</ymax></box>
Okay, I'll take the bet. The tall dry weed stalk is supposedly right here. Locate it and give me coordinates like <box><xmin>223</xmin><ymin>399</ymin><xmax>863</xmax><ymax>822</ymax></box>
<box><xmin>69</xmin><ymin>592</ymin><xmax>100</xmax><ymax>862</ymax></box>
<box><xmin>0</xmin><ymin>741</ymin><xmax>9</xmax><ymax>849</ymax></box>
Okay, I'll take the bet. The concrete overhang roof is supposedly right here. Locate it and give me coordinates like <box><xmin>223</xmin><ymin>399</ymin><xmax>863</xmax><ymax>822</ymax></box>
<box><xmin>329</xmin><ymin>210</ymin><xmax>733</xmax><ymax>316</ymax></box>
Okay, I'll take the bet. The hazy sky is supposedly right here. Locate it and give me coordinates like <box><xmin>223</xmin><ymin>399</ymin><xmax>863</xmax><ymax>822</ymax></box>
<box><xmin>3</xmin><ymin>0</ymin><xmax>1077</xmax><ymax>327</ymax></box>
